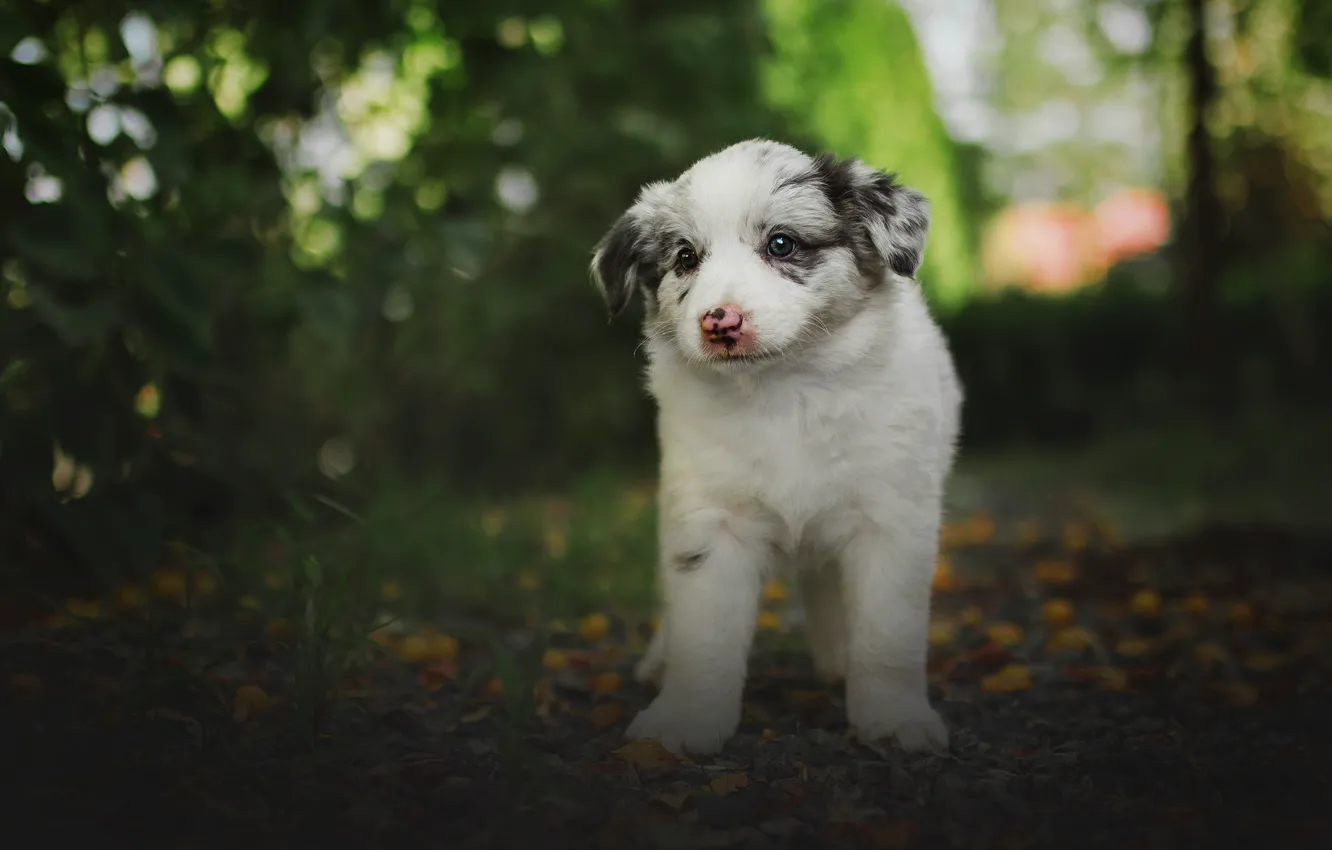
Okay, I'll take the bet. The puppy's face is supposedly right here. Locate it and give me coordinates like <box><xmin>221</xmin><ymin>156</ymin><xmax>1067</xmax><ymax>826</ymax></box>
<box><xmin>590</xmin><ymin>140</ymin><xmax>930</xmax><ymax>370</ymax></box>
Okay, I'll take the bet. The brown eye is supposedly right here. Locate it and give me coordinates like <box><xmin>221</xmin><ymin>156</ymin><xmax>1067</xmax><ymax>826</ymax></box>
<box><xmin>676</xmin><ymin>246</ymin><xmax>699</xmax><ymax>271</ymax></box>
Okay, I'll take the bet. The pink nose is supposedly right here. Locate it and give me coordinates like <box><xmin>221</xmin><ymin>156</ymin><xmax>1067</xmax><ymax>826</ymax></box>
<box><xmin>699</xmin><ymin>304</ymin><xmax>754</xmax><ymax>355</ymax></box>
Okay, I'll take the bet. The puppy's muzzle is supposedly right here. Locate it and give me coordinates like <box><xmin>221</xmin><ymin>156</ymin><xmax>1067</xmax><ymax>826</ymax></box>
<box><xmin>699</xmin><ymin>304</ymin><xmax>755</xmax><ymax>357</ymax></box>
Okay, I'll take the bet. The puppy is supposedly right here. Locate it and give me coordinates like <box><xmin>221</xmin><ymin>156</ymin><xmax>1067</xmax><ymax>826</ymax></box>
<box><xmin>589</xmin><ymin>139</ymin><xmax>962</xmax><ymax>756</ymax></box>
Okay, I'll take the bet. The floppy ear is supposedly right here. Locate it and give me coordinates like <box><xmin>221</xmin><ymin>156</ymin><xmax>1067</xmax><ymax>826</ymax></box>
<box><xmin>590</xmin><ymin>211</ymin><xmax>651</xmax><ymax>318</ymax></box>
<box><xmin>816</xmin><ymin>155</ymin><xmax>931</xmax><ymax>280</ymax></box>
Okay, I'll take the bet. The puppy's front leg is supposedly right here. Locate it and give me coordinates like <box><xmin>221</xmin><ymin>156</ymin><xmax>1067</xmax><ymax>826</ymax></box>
<box><xmin>841</xmin><ymin>515</ymin><xmax>949</xmax><ymax>753</ymax></box>
<box><xmin>625</xmin><ymin>524</ymin><xmax>764</xmax><ymax>755</ymax></box>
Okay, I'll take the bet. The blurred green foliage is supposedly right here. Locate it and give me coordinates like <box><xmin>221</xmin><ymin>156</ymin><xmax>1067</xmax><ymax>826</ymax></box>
<box><xmin>1</xmin><ymin>0</ymin><xmax>1330</xmax><ymax>599</ymax></box>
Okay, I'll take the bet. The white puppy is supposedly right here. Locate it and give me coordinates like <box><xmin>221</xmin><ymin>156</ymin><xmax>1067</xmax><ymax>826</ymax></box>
<box><xmin>589</xmin><ymin>139</ymin><xmax>962</xmax><ymax>756</ymax></box>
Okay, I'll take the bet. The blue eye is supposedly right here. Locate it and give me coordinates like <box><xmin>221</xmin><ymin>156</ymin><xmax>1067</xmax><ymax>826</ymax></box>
<box><xmin>767</xmin><ymin>233</ymin><xmax>797</xmax><ymax>258</ymax></box>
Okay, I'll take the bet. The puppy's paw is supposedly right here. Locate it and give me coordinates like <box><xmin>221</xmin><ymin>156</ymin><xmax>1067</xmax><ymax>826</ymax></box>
<box><xmin>848</xmin><ymin>692</ymin><xmax>949</xmax><ymax>753</ymax></box>
<box><xmin>625</xmin><ymin>694</ymin><xmax>739</xmax><ymax>756</ymax></box>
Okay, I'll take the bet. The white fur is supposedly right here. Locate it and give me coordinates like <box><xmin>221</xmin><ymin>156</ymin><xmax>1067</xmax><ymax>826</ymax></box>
<box><xmin>591</xmin><ymin>140</ymin><xmax>963</xmax><ymax>756</ymax></box>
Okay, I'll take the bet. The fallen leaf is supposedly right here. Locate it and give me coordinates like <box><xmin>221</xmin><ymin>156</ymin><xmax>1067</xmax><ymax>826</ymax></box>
<box><xmin>981</xmin><ymin>664</ymin><xmax>1032</xmax><ymax>693</ymax></box>
<box><xmin>756</xmin><ymin>611</ymin><xmax>782</xmax><ymax>631</ymax></box>
<box><xmin>959</xmin><ymin>606</ymin><xmax>984</xmax><ymax>627</ymax></box>
<box><xmin>591</xmin><ymin>672</ymin><xmax>623</xmax><ymax>695</ymax></box>
<box><xmin>1227</xmin><ymin>602</ymin><xmax>1254</xmax><ymax>626</ymax></box>
<box><xmin>233</xmin><ymin>684</ymin><xmax>271</xmax><ymax>722</ymax></box>
<box><xmin>709</xmin><ymin>773</ymin><xmax>750</xmax><ymax>796</ymax></box>
<box><xmin>613</xmin><ymin>738</ymin><xmax>680</xmax><ymax>769</ymax></box>
<box><xmin>542</xmin><ymin>649</ymin><xmax>569</xmax><ymax>670</ymax></box>
<box><xmin>461</xmin><ymin>706</ymin><xmax>491</xmax><ymax>724</ymax></box>
<box><xmin>151</xmin><ymin>569</ymin><xmax>188</xmax><ymax>603</ymax></box>
<box><xmin>931</xmin><ymin>556</ymin><xmax>958</xmax><ymax>592</ymax></box>
<box><xmin>590</xmin><ymin>702</ymin><xmax>624</xmax><ymax>729</ymax></box>
<box><xmin>1115</xmin><ymin>637</ymin><xmax>1158</xmax><ymax>658</ymax></box>
<box><xmin>1242</xmin><ymin>651</ymin><xmax>1287</xmax><ymax>672</ymax></box>
<box><xmin>397</xmin><ymin>635</ymin><xmax>429</xmax><ymax>662</ymax></box>
<box><xmin>1183</xmin><ymin>592</ymin><xmax>1210</xmax><ymax>614</ymax></box>
<box><xmin>579</xmin><ymin>613</ymin><xmax>611</xmax><ymax>643</ymax></box>
<box><xmin>1129</xmin><ymin>589</ymin><xmax>1162</xmax><ymax>617</ymax></box>
<box><xmin>481</xmin><ymin>676</ymin><xmax>503</xmax><ymax>696</ymax></box>
<box><xmin>985</xmin><ymin>622</ymin><xmax>1025</xmax><ymax>647</ymax></box>
<box><xmin>1034</xmin><ymin>559</ymin><xmax>1076</xmax><ymax>584</ymax></box>
<box><xmin>1046</xmin><ymin>626</ymin><xmax>1095</xmax><ymax>653</ymax></box>
<box><xmin>418</xmin><ymin>658</ymin><xmax>457</xmax><ymax>691</ymax></box>
<box><xmin>423</xmin><ymin>633</ymin><xmax>459</xmax><ymax>660</ymax></box>
<box><xmin>114</xmin><ymin>585</ymin><xmax>146</xmax><ymax>611</ymax></box>
<box><xmin>762</xmin><ymin>580</ymin><xmax>789</xmax><ymax>603</ymax></box>
<box><xmin>1095</xmin><ymin>667</ymin><xmax>1130</xmax><ymax>691</ymax></box>
<box><xmin>928</xmin><ymin>619</ymin><xmax>958</xmax><ymax>646</ymax></box>
<box><xmin>1041</xmin><ymin>598</ymin><xmax>1075</xmax><ymax>626</ymax></box>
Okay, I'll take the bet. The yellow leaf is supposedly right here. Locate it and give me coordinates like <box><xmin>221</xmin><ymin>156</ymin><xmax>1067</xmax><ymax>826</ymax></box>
<box><xmin>981</xmin><ymin>664</ymin><xmax>1032</xmax><ymax>693</ymax></box>
<box><xmin>985</xmin><ymin>622</ymin><xmax>1024</xmax><ymax>647</ymax></box>
<box><xmin>151</xmin><ymin>569</ymin><xmax>188</xmax><ymax>603</ymax></box>
<box><xmin>65</xmin><ymin>598</ymin><xmax>101</xmax><ymax>620</ymax></box>
<box><xmin>1129</xmin><ymin>589</ymin><xmax>1162</xmax><ymax>617</ymax></box>
<box><xmin>1115</xmin><ymin>637</ymin><xmax>1157</xmax><ymax>657</ymax></box>
<box><xmin>959</xmin><ymin>606</ymin><xmax>984</xmax><ymax>627</ymax></box>
<box><xmin>232</xmin><ymin>684</ymin><xmax>271</xmax><ymax>722</ymax></box>
<box><xmin>762</xmin><ymin>580</ymin><xmax>789</xmax><ymax>603</ymax></box>
<box><xmin>931</xmin><ymin>557</ymin><xmax>957</xmax><ymax>592</ymax></box>
<box><xmin>134</xmin><ymin>383</ymin><xmax>161</xmax><ymax>418</ymax></box>
<box><xmin>481</xmin><ymin>676</ymin><xmax>504</xmax><ymax>696</ymax></box>
<box><xmin>423</xmin><ymin>633</ymin><xmax>458</xmax><ymax>661</ymax></box>
<box><xmin>709</xmin><ymin>773</ymin><xmax>751</xmax><ymax>796</ymax></box>
<box><xmin>1033</xmin><ymin>560</ymin><xmax>1076</xmax><ymax>585</ymax></box>
<box><xmin>1046</xmin><ymin>626</ymin><xmax>1095</xmax><ymax>653</ymax></box>
<box><xmin>1040</xmin><ymin>598</ymin><xmax>1075</xmax><ymax>626</ymax></box>
<box><xmin>1194</xmin><ymin>642</ymin><xmax>1229</xmax><ymax>667</ymax></box>
<box><xmin>578</xmin><ymin>613</ymin><xmax>611</xmax><ymax>643</ymax></box>
<box><xmin>115</xmin><ymin>585</ymin><xmax>146</xmax><ymax>611</ymax></box>
<box><xmin>1062</xmin><ymin>522</ymin><xmax>1091</xmax><ymax>551</ymax></box>
<box><xmin>928</xmin><ymin>619</ymin><xmax>957</xmax><ymax>646</ymax></box>
<box><xmin>591</xmin><ymin>672</ymin><xmax>623</xmax><ymax>695</ymax></box>
<box><xmin>1227</xmin><ymin>602</ymin><xmax>1254</xmax><ymax>626</ymax></box>
<box><xmin>756</xmin><ymin>611</ymin><xmax>782</xmax><ymax>631</ymax></box>
<box><xmin>1243</xmin><ymin>651</ymin><xmax>1287</xmax><ymax>672</ymax></box>
<box><xmin>397</xmin><ymin>635</ymin><xmax>429</xmax><ymax>662</ymax></box>
<box><xmin>542</xmin><ymin>649</ymin><xmax>568</xmax><ymax>671</ymax></box>
<box><xmin>613</xmin><ymin>738</ymin><xmax>680</xmax><ymax>768</ymax></box>
<box><xmin>266</xmin><ymin>618</ymin><xmax>293</xmax><ymax>641</ymax></box>
<box><xmin>1096</xmin><ymin>667</ymin><xmax>1129</xmax><ymax>691</ymax></box>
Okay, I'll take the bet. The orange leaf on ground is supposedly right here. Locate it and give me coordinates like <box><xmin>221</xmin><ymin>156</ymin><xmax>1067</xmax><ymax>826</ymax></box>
<box><xmin>762</xmin><ymin>580</ymin><xmax>788</xmax><ymax>603</ymax></box>
<box><xmin>591</xmin><ymin>672</ymin><xmax>623</xmax><ymax>695</ymax></box>
<box><xmin>481</xmin><ymin>676</ymin><xmax>503</xmax><ymax>696</ymax></box>
<box><xmin>232</xmin><ymin>684</ymin><xmax>271</xmax><ymax>722</ymax></box>
<box><xmin>985</xmin><ymin>622</ymin><xmax>1024</xmax><ymax>647</ymax></box>
<box><xmin>589</xmin><ymin>702</ymin><xmax>623</xmax><ymax>729</ymax></box>
<box><xmin>981</xmin><ymin>664</ymin><xmax>1033</xmax><ymax>693</ymax></box>
<box><xmin>417</xmin><ymin>658</ymin><xmax>457</xmax><ymax>691</ymax></box>
<box><xmin>1227</xmin><ymin>602</ymin><xmax>1254</xmax><ymax>626</ymax></box>
<box><xmin>1183</xmin><ymin>592</ymin><xmax>1210</xmax><ymax>614</ymax></box>
<box><xmin>613</xmin><ymin>739</ymin><xmax>680</xmax><ymax>769</ymax></box>
<box><xmin>423</xmin><ymin>634</ymin><xmax>459</xmax><ymax>661</ymax></box>
<box><xmin>1041</xmin><ymin>598</ymin><xmax>1075</xmax><ymax>626</ymax></box>
<box><xmin>931</xmin><ymin>556</ymin><xmax>958</xmax><ymax>592</ymax></box>
<box><xmin>1046</xmin><ymin>626</ymin><xmax>1095</xmax><ymax>653</ymax></box>
<box><xmin>542</xmin><ymin>649</ymin><xmax>569</xmax><ymax>671</ymax></box>
<box><xmin>709</xmin><ymin>773</ymin><xmax>751</xmax><ymax>796</ymax></box>
<box><xmin>151</xmin><ymin>569</ymin><xmax>188</xmax><ymax>603</ymax></box>
<box><xmin>1033</xmin><ymin>560</ymin><xmax>1076</xmax><ymax>585</ymax></box>
<box><xmin>1130</xmin><ymin>589</ymin><xmax>1162</xmax><ymax>617</ymax></box>
<box><xmin>579</xmin><ymin>613</ymin><xmax>611</xmax><ymax>643</ymax></box>
<box><xmin>756</xmin><ymin>611</ymin><xmax>782</xmax><ymax>631</ymax></box>
<box><xmin>397</xmin><ymin>635</ymin><xmax>429</xmax><ymax>662</ymax></box>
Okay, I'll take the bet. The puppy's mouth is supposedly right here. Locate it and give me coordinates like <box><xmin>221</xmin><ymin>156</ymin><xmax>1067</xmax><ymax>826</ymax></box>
<box><xmin>702</xmin><ymin>347</ymin><xmax>780</xmax><ymax>366</ymax></box>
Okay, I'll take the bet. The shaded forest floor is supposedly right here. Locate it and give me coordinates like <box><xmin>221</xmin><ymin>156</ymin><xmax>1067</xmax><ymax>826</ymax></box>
<box><xmin>5</xmin><ymin>514</ymin><xmax>1332</xmax><ymax>848</ymax></box>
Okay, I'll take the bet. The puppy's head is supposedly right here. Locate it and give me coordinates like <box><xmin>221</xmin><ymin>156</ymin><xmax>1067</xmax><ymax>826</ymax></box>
<box><xmin>589</xmin><ymin>139</ymin><xmax>930</xmax><ymax>369</ymax></box>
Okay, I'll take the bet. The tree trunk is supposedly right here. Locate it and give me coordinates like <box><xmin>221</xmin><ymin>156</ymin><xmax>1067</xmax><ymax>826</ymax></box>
<box><xmin>1182</xmin><ymin>0</ymin><xmax>1221</xmax><ymax>404</ymax></box>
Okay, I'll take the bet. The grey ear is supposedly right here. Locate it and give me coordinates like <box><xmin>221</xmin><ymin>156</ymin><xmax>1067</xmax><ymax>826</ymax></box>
<box><xmin>590</xmin><ymin>211</ymin><xmax>651</xmax><ymax>317</ymax></box>
<box><xmin>814</xmin><ymin>154</ymin><xmax>931</xmax><ymax>279</ymax></box>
